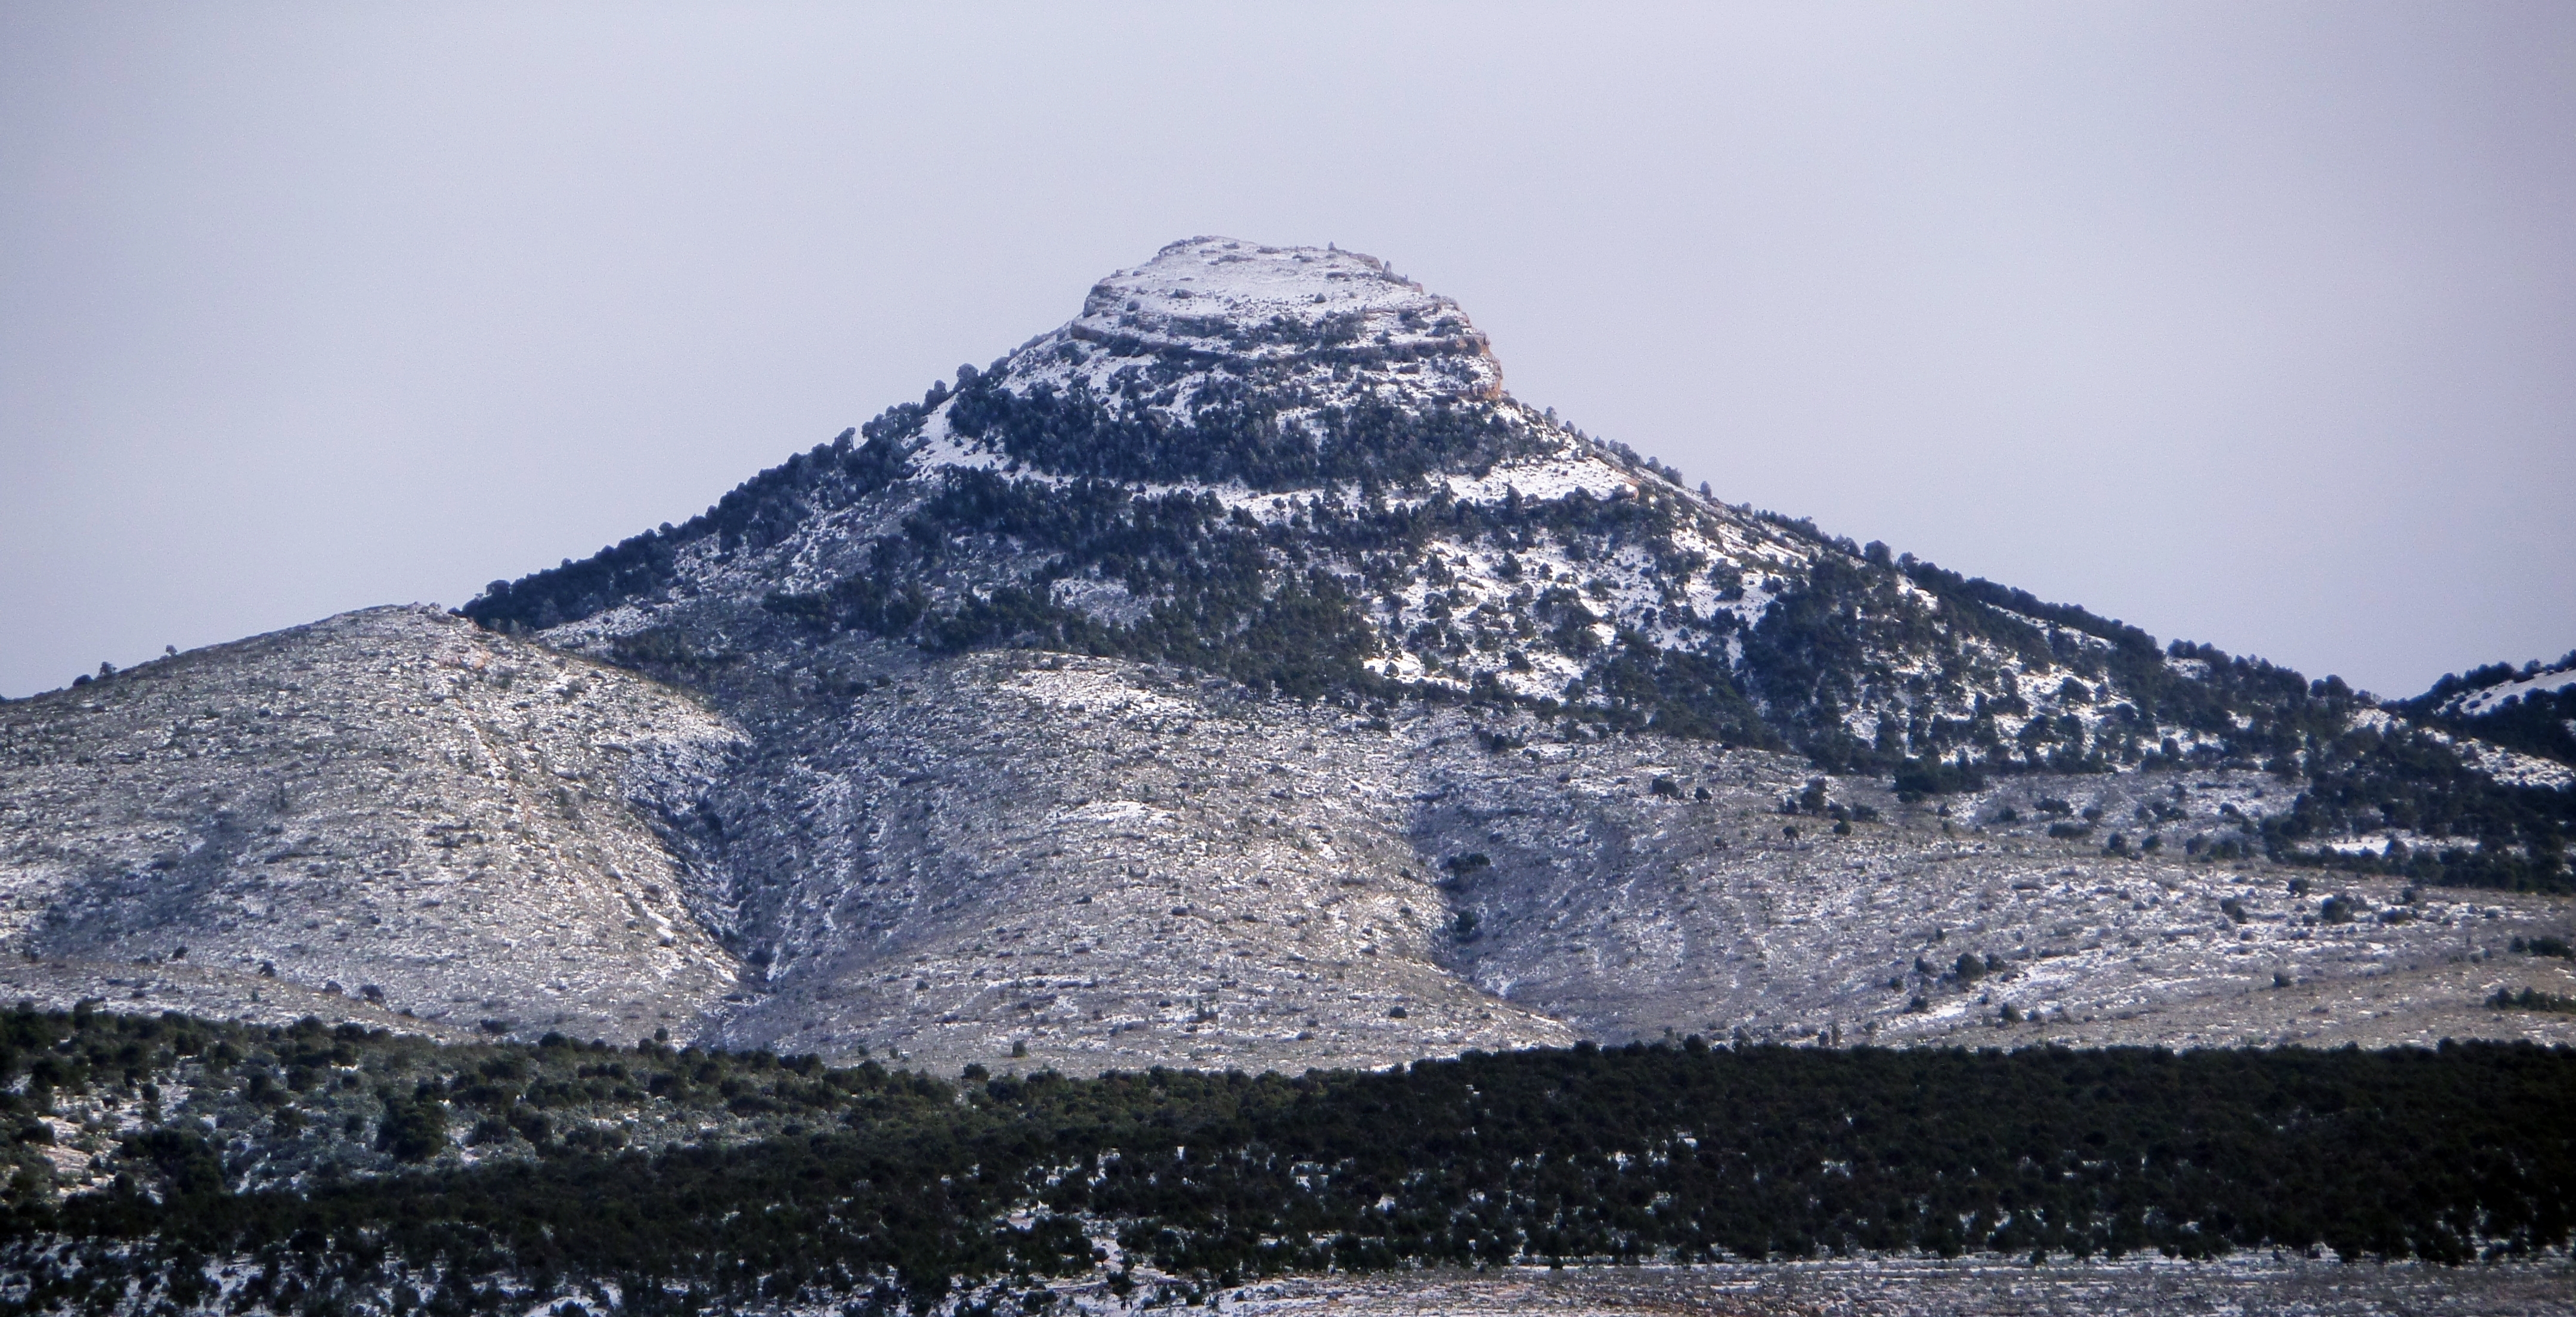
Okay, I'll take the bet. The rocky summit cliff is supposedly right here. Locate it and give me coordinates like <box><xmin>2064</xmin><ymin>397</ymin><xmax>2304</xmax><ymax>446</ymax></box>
<box><xmin>6</xmin><ymin>238</ymin><xmax>2573</xmax><ymax>1072</ymax></box>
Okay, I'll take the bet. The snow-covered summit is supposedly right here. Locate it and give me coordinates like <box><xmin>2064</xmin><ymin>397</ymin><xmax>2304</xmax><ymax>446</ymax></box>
<box><xmin>909</xmin><ymin>237</ymin><xmax>1530</xmax><ymax>487</ymax></box>
<box><xmin>1001</xmin><ymin>236</ymin><xmax>1506</xmax><ymax>410</ymax></box>
<box><xmin>1067</xmin><ymin>237</ymin><xmax>1493</xmax><ymax>376</ymax></box>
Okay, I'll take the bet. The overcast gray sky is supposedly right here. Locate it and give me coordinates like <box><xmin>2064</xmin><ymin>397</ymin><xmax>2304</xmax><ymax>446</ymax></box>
<box><xmin>4</xmin><ymin>2</ymin><xmax>2570</xmax><ymax>701</ymax></box>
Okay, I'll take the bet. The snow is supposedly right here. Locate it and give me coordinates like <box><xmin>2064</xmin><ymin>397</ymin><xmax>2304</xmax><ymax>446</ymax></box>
<box><xmin>1069</xmin><ymin>237</ymin><xmax>1491</xmax><ymax>378</ymax></box>
<box><xmin>1002</xmin><ymin>664</ymin><xmax>1195</xmax><ymax>720</ymax></box>
<box><xmin>906</xmin><ymin>402</ymin><xmax>1007</xmax><ymax>473</ymax></box>
<box><xmin>2448</xmin><ymin>664</ymin><xmax>2576</xmax><ymax>717</ymax></box>
<box><xmin>1439</xmin><ymin>453</ymin><xmax>1634</xmax><ymax>506</ymax></box>
<box><xmin>2318</xmin><ymin>830</ymin><xmax>2431</xmax><ymax>857</ymax></box>
<box><xmin>1054</xmin><ymin>800</ymin><xmax>1165</xmax><ymax>828</ymax></box>
<box><xmin>1049</xmin><ymin>576</ymin><xmax>1154</xmax><ymax>627</ymax></box>
<box><xmin>2448</xmin><ymin>738</ymin><xmax>2576</xmax><ymax>791</ymax></box>
<box><xmin>2347</xmin><ymin>708</ymin><xmax>2574</xmax><ymax>790</ymax></box>
<box><xmin>543</xmin><ymin>603</ymin><xmax>657</xmax><ymax>651</ymax></box>
<box><xmin>912</xmin><ymin>237</ymin><xmax>1518</xmax><ymax>477</ymax></box>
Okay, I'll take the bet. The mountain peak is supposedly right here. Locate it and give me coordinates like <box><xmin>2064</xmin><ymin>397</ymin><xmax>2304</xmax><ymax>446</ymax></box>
<box><xmin>908</xmin><ymin>237</ymin><xmax>1521</xmax><ymax>488</ymax></box>
<box><xmin>1063</xmin><ymin>237</ymin><xmax>1493</xmax><ymax>388</ymax></box>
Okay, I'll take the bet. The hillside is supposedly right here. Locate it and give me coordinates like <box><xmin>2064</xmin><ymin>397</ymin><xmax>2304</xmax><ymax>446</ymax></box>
<box><xmin>0</xmin><ymin>608</ymin><xmax>742</xmax><ymax>1043</ymax></box>
<box><xmin>2</xmin><ymin>237</ymin><xmax>2571</xmax><ymax>1074</ymax></box>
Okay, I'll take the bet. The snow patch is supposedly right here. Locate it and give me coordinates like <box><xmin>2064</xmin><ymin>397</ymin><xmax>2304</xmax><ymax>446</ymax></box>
<box><xmin>2448</xmin><ymin>665</ymin><xmax>2576</xmax><ymax>717</ymax></box>
<box><xmin>2451</xmin><ymin>739</ymin><xmax>2576</xmax><ymax>791</ymax></box>
<box><xmin>1001</xmin><ymin>666</ymin><xmax>1195</xmax><ymax>721</ymax></box>
<box><xmin>1440</xmin><ymin>454</ymin><xmax>1634</xmax><ymax>506</ymax></box>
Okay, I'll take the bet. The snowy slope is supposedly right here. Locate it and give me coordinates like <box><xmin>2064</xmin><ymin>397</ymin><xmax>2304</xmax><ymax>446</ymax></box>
<box><xmin>2445</xmin><ymin>662</ymin><xmax>2576</xmax><ymax>718</ymax></box>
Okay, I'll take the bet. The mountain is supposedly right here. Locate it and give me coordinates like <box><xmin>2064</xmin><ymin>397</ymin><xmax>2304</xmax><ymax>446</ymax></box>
<box><xmin>5</xmin><ymin>237</ymin><xmax>2572</xmax><ymax>1073</ymax></box>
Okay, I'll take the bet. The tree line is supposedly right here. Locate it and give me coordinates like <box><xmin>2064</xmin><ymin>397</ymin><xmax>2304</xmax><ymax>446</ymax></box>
<box><xmin>4</xmin><ymin>1006</ymin><xmax>2572</xmax><ymax>1314</ymax></box>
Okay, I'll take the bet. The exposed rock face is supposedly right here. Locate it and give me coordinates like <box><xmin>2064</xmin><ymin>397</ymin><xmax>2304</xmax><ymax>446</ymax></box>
<box><xmin>3</xmin><ymin>238</ymin><xmax>2570</xmax><ymax>1067</ymax></box>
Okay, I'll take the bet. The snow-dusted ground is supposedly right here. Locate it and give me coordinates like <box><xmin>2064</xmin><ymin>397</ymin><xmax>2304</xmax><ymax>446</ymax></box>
<box><xmin>2445</xmin><ymin>662</ymin><xmax>2576</xmax><ymax>717</ymax></box>
<box><xmin>17</xmin><ymin>628</ymin><xmax>2564</xmax><ymax>1080</ymax></box>
<box><xmin>0</xmin><ymin>607</ymin><xmax>749</xmax><ymax>1046</ymax></box>
<box><xmin>2345</xmin><ymin>708</ymin><xmax>2576</xmax><ymax>790</ymax></box>
<box><xmin>1168</xmin><ymin>1259</ymin><xmax>2576</xmax><ymax>1317</ymax></box>
<box><xmin>21</xmin><ymin>1250</ymin><xmax>2565</xmax><ymax>1317</ymax></box>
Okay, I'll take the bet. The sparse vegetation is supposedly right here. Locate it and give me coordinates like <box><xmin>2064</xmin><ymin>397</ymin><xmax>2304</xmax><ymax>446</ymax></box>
<box><xmin>4</xmin><ymin>1006</ymin><xmax>2571</xmax><ymax>1313</ymax></box>
<box><xmin>2489</xmin><ymin>988</ymin><xmax>2576</xmax><ymax>1015</ymax></box>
